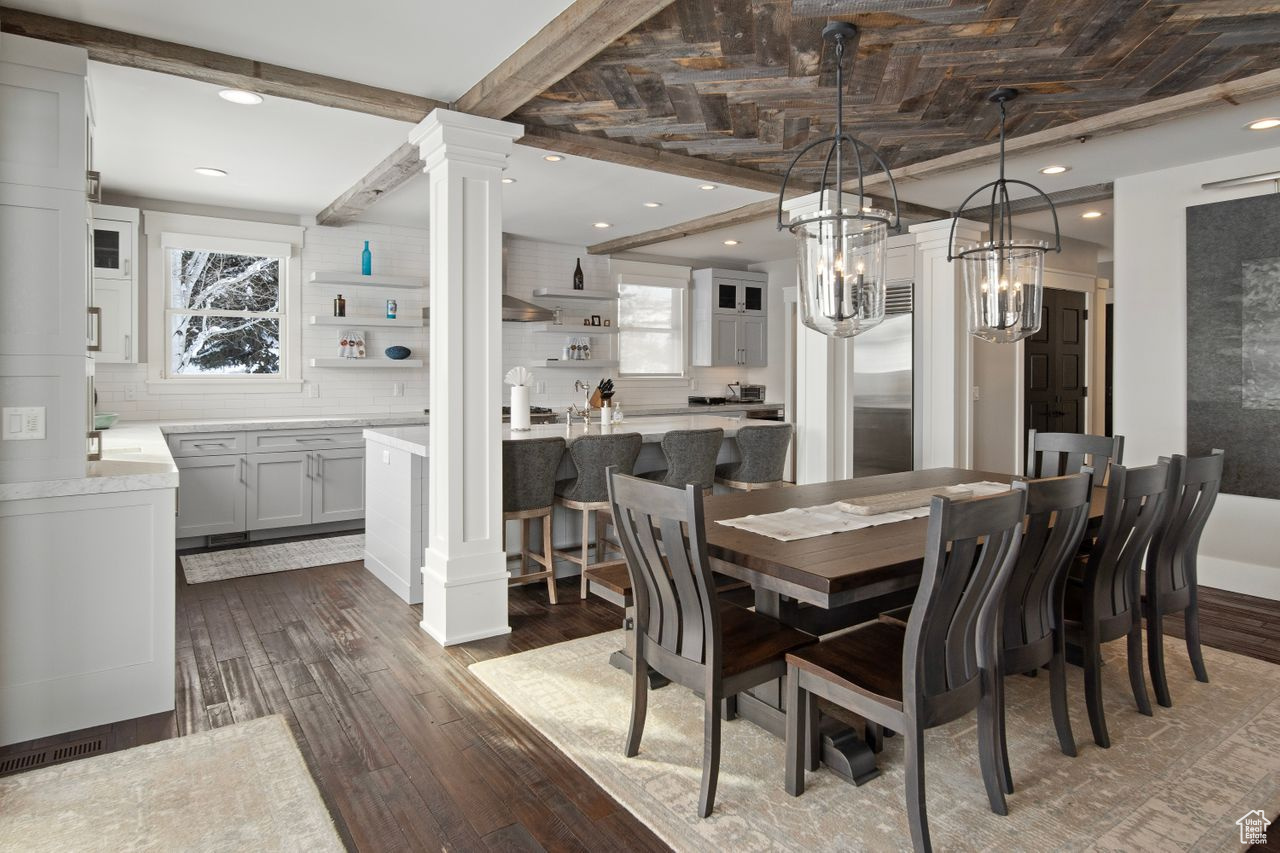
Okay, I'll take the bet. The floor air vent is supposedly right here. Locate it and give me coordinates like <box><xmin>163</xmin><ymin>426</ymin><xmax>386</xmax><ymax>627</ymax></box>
<box><xmin>0</xmin><ymin>736</ymin><xmax>105</xmax><ymax>776</ymax></box>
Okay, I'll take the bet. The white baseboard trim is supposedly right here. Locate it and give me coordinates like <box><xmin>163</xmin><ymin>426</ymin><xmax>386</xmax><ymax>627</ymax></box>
<box><xmin>1199</xmin><ymin>556</ymin><xmax>1280</xmax><ymax>602</ymax></box>
<box><xmin>361</xmin><ymin>550</ymin><xmax>419</xmax><ymax>605</ymax></box>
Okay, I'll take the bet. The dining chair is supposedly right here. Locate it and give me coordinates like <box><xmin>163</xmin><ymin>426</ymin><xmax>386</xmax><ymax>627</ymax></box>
<box><xmin>1026</xmin><ymin>429</ymin><xmax>1123</xmax><ymax>480</ymax></box>
<box><xmin>715</xmin><ymin>422</ymin><xmax>793</xmax><ymax>491</ymax></box>
<box><xmin>607</xmin><ymin>468</ymin><xmax>814</xmax><ymax>818</ymax></box>
<box><xmin>643</xmin><ymin>428</ymin><xmax>724</xmax><ymax>493</ymax></box>
<box><xmin>502</xmin><ymin>436</ymin><xmax>566</xmax><ymax>604</ymax></box>
<box><xmin>784</xmin><ymin>489</ymin><xmax>1027</xmax><ymax>852</ymax></box>
<box><xmin>1144</xmin><ymin>449</ymin><xmax>1224</xmax><ymax>707</ymax></box>
<box><xmin>556</xmin><ymin>432</ymin><xmax>643</xmax><ymax>599</ymax></box>
<box><xmin>1063</xmin><ymin>460</ymin><xmax>1167</xmax><ymax>748</ymax></box>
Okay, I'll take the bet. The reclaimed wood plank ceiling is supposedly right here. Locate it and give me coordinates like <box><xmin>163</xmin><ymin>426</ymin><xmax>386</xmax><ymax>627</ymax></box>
<box><xmin>513</xmin><ymin>0</ymin><xmax>1280</xmax><ymax>181</ymax></box>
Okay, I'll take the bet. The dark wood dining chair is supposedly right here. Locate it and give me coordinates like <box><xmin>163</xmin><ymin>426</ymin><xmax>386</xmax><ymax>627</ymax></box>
<box><xmin>1026</xmin><ymin>429</ymin><xmax>1123</xmax><ymax>480</ymax></box>
<box><xmin>1144</xmin><ymin>449</ymin><xmax>1224</xmax><ymax>707</ymax></box>
<box><xmin>992</xmin><ymin>472</ymin><xmax>1094</xmax><ymax>795</ymax></box>
<box><xmin>1063</xmin><ymin>461</ymin><xmax>1168</xmax><ymax>748</ymax></box>
<box><xmin>784</xmin><ymin>489</ymin><xmax>1027</xmax><ymax>852</ymax></box>
<box><xmin>607</xmin><ymin>467</ymin><xmax>814</xmax><ymax>818</ymax></box>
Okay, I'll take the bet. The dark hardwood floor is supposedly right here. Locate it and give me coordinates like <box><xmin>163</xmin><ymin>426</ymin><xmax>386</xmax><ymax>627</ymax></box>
<box><xmin>2</xmin><ymin>556</ymin><xmax>1278</xmax><ymax>852</ymax></box>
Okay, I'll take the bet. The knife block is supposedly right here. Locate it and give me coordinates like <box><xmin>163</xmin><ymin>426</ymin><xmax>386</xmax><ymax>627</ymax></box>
<box><xmin>588</xmin><ymin>389</ymin><xmax>604</xmax><ymax>409</ymax></box>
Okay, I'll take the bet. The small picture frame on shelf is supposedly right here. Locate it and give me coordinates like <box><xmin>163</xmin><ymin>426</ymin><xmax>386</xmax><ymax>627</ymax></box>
<box><xmin>583</xmin><ymin>318</ymin><xmax>590</xmax><ymax>326</ymax></box>
<box><xmin>603</xmin><ymin>318</ymin><xmax>611</xmax><ymax>327</ymax></box>
<box><xmin>590</xmin><ymin>315</ymin><xmax>602</xmax><ymax>327</ymax></box>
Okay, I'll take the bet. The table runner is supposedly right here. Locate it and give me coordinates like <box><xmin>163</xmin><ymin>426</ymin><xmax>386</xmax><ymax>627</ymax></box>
<box><xmin>716</xmin><ymin>481</ymin><xmax>1010</xmax><ymax>541</ymax></box>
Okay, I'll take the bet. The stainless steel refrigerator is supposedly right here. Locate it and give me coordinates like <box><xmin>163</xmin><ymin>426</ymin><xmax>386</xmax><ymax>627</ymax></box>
<box><xmin>851</xmin><ymin>282</ymin><xmax>915</xmax><ymax>477</ymax></box>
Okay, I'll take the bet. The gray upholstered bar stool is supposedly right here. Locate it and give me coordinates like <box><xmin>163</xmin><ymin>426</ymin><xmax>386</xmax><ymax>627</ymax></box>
<box><xmin>715</xmin><ymin>422</ymin><xmax>793</xmax><ymax>491</ymax></box>
<box><xmin>555</xmin><ymin>432</ymin><xmax>643</xmax><ymax>599</ymax></box>
<box><xmin>503</xmin><ymin>436</ymin><xmax>566</xmax><ymax>605</ymax></box>
<box><xmin>643</xmin><ymin>428</ymin><xmax>725</xmax><ymax>494</ymax></box>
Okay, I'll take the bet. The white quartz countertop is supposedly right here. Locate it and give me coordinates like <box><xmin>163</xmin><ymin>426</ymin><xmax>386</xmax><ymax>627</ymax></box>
<box><xmin>144</xmin><ymin>412</ymin><xmax>429</xmax><ymax>434</ymax></box>
<box><xmin>364</xmin><ymin>414</ymin><xmax>753</xmax><ymax>458</ymax></box>
<box><xmin>0</xmin><ymin>424</ymin><xmax>179</xmax><ymax>501</ymax></box>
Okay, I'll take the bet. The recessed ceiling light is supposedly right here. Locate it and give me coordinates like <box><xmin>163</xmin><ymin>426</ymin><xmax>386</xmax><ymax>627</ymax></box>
<box><xmin>593</xmin><ymin>222</ymin><xmax>611</xmax><ymax>229</ymax></box>
<box><xmin>699</xmin><ymin>184</ymin><xmax>717</xmax><ymax>190</ymax></box>
<box><xmin>1040</xmin><ymin>165</ymin><xmax>1070</xmax><ymax>175</ymax></box>
<box><xmin>1247</xmin><ymin>118</ymin><xmax>1280</xmax><ymax>131</ymax></box>
<box><xmin>1081</xmin><ymin>210</ymin><xmax>1104</xmax><ymax>219</ymax></box>
<box><xmin>218</xmin><ymin>89</ymin><xmax>263</xmax><ymax>105</ymax></box>
<box><xmin>723</xmin><ymin>239</ymin><xmax>740</xmax><ymax>246</ymax></box>
<box><xmin>194</xmin><ymin>167</ymin><xmax>227</xmax><ymax>177</ymax></box>
<box><xmin>543</xmin><ymin>154</ymin><xmax>564</xmax><ymax>162</ymax></box>
<box><xmin>502</xmin><ymin>177</ymin><xmax>516</xmax><ymax>184</ymax></box>
<box><xmin>643</xmin><ymin>201</ymin><xmax>662</xmax><ymax>208</ymax></box>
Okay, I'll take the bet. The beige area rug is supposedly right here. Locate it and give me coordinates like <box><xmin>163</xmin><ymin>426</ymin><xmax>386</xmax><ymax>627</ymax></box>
<box><xmin>0</xmin><ymin>715</ymin><xmax>342</xmax><ymax>852</ymax></box>
<box><xmin>180</xmin><ymin>533</ymin><xmax>364</xmax><ymax>584</ymax></box>
<box><xmin>471</xmin><ymin>630</ymin><xmax>1280</xmax><ymax>852</ymax></box>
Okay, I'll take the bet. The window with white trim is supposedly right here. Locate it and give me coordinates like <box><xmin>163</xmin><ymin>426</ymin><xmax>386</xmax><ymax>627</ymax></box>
<box><xmin>618</xmin><ymin>281</ymin><xmax>686</xmax><ymax>377</ymax></box>
<box><xmin>161</xmin><ymin>233</ymin><xmax>291</xmax><ymax>379</ymax></box>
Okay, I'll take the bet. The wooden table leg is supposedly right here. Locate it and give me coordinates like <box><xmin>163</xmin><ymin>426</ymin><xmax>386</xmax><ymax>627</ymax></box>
<box><xmin>740</xmin><ymin>588</ymin><xmax>881</xmax><ymax>786</ymax></box>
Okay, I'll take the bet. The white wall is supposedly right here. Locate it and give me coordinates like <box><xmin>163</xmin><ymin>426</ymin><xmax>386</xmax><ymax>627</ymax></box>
<box><xmin>1114</xmin><ymin>146</ymin><xmax>1280</xmax><ymax>600</ymax></box>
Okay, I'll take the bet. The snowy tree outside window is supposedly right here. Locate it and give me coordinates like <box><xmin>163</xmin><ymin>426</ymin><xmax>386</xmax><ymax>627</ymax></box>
<box><xmin>618</xmin><ymin>282</ymin><xmax>685</xmax><ymax>376</ymax></box>
<box><xmin>165</xmin><ymin>246</ymin><xmax>285</xmax><ymax>376</ymax></box>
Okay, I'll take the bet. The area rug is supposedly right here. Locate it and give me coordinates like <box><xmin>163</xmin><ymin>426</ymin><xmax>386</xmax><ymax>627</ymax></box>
<box><xmin>0</xmin><ymin>715</ymin><xmax>342</xmax><ymax>852</ymax></box>
<box><xmin>181</xmin><ymin>533</ymin><xmax>364</xmax><ymax>584</ymax></box>
<box><xmin>471</xmin><ymin>630</ymin><xmax>1280</xmax><ymax>852</ymax></box>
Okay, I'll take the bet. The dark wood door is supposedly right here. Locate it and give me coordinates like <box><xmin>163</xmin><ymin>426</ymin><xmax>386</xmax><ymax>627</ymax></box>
<box><xmin>1025</xmin><ymin>288</ymin><xmax>1087</xmax><ymax>434</ymax></box>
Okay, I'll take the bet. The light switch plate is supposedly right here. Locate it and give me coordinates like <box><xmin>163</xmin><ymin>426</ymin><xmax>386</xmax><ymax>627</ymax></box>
<box><xmin>391</xmin><ymin>382</ymin><xmax>404</xmax><ymax>397</ymax></box>
<box><xmin>2</xmin><ymin>406</ymin><xmax>46</xmax><ymax>441</ymax></box>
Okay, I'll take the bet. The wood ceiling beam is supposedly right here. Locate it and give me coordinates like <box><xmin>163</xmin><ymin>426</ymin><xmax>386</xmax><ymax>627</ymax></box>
<box><xmin>0</xmin><ymin>7</ymin><xmax>444</xmax><ymax>123</ymax></box>
<box><xmin>590</xmin><ymin>68</ymin><xmax>1280</xmax><ymax>255</ymax></box>
<box><xmin>316</xmin><ymin>0</ymin><xmax>678</xmax><ymax>225</ymax></box>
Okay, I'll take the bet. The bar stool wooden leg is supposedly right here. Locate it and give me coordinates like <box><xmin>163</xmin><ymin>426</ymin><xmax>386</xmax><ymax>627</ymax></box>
<box><xmin>542</xmin><ymin>513</ymin><xmax>557</xmax><ymax>605</ymax></box>
<box><xmin>580</xmin><ymin>508</ymin><xmax>591</xmax><ymax>600</ymax></box>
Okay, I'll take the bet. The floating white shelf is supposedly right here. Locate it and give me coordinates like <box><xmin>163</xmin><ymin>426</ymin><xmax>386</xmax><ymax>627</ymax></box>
<box><xmin>309</xmin><ymin>357</ymin><xmax>424</xmax><ymax>369</ymax></box>
<box><xmin>535</xmin><ymin>359</ymin><xmax>619</xmax><ymax>369</ymax></box>
<box><xmin>309</xmin><ymin>271</ymin><xmax>425</xmax><ymax>289</ymax></box>
<box><xmin>531</xmin><ymin>287</ymin><xmax>617</xmax><ymax>301</ymax></box>
<box><xmin>310</xmin><ymin>315</ymin><xmax>424</xmax><ymax>328</ymax></box>
<box><xmin>526</xmin><ymin>323</ymin><xmax>618</xmax><ymax>335</ymax></box>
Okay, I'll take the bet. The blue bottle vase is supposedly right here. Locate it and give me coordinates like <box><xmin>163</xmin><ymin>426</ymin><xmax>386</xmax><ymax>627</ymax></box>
<box><xmin>361</xmin><ymin>240</ymin><xmax>372</xmax><ymax>276</ymax></box>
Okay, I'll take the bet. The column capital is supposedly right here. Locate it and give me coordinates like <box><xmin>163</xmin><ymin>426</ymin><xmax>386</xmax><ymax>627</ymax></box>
<box><xmin>409</xmin><ymin>109</ymin><xmax>524</xmax><ymax>172</ymax></box>
<box><xmin>910</xmin><ymin>217</ymin><xmax>984</xmax><ymax>252</ymax></box>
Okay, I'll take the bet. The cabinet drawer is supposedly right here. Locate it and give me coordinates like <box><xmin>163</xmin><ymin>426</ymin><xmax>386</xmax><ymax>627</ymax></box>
<box><xmin>247</xmin><ymin>429</ymin><xmax>364</xmax><ymax>453</ymax></box>
<box><xmin>167</xmin><ymin>432</ymin><xmax>247</xmax><ymax>457</ymax></box>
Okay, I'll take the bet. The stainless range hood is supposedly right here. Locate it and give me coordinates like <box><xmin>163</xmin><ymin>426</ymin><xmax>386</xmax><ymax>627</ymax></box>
<box><xmin>424</xmin><ymin>239</ymin><xmax>555</xmax><ymax>323</ymax></box>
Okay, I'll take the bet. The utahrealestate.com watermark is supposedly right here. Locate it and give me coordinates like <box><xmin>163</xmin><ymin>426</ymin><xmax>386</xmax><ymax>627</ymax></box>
<box><xmin>1237</xmin><ymin>810</ymin><xmax>1271</xmax><ymax>845</ymax></box>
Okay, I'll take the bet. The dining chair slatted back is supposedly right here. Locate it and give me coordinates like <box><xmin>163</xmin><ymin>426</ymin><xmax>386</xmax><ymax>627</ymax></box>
<box><xmin>1026</xmin><ymin>429</ymin><xmax>1123</xmax><ymax>480</ymax></box>
<box><xmin>1002</xmin><ymin>473</ymin><xmax>1094</xmax><ymax>660</ymax></box>
<box><xmin>909</xmin><ymin>490</ymin><xmax>1027</xmax><ymax>719</ymax></box>
<box><xmin>610</xmin><ymin>469</ymin><xmax>718</xmax><ymax>665</ymax></box>
<box><xmin>1144</xmin><ymin>449</ymin><xmax>1224</xmax><ymax>706</ymax></box>
<box><xmin>1066</xmin><ymin>460</ymin><xmax>1168</xmax><ymax>748</ymax></box>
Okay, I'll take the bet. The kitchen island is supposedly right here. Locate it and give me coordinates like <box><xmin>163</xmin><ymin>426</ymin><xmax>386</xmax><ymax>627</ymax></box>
<box><xmin>363</xmin><ymin>414</ymin><xmax>751</xmax><ymax>603</ymax></box>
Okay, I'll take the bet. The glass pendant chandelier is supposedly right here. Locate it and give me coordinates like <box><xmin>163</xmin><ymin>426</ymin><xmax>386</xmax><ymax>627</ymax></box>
<box><xmin>776</xmin><ymin>22</ymin><xmax>900</xmax><ymax>339</ymax></box>
<box><xmin>948</xmin><ymin>88</ymin><xmax>1061</xmax><ymax>343</ymax></box>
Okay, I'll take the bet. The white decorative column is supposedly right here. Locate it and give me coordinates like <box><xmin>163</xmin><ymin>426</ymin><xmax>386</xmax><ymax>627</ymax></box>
<box><xmin>784</xmin><ymin>192</ymin><xmax>855</xmax><ymax>484</ymax></box>
<box><xmin>909</xmin><ymin>218</ymin><xmax>983</xmax><ymax>469</ymax></box>
<box><xmin>409</xmin><ymin>110</ymin><xmax>522</xmax><ymax>646</ymax></box>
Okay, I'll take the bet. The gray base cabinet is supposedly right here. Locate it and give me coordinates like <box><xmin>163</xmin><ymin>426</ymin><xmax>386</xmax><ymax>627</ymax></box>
<box><xmin>170</xmin><ymin>428</ymin><xmax>366</xmax><ymax>540</ymax></box>
<box><xmin>175</xmin><ymin>455</ymin><xmax>246</xmax><ymax>538</ymax></box>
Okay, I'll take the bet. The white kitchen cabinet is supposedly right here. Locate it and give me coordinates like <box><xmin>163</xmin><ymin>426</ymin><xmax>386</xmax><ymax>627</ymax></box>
<box><xmin>246</xmin><ymin>451</ymin><xmax>311</xmax><ymax>531</ymax></box>
<box><xmin>0</xmin><ymin>35</ymin><xmax>88</xmax><ymax>193</ymax></box>
<box><xmin>692</xmin><ymin>268</ymin><xmax>769</xmax><ymax>367</ymax></box>
<box><xmin>313</xmin><ymin>447</ymin><xmax>365</xmax><ymax>524</ymax></box>
<box><xmin>91</xmin><ymin>217</ymin><xmax>133</xmax><ymax>279</ymax></box>
<box><xmin>92</xmin><ymin>278</ymin><xmax>135</xmax><ymax>363</ymax></box>
<box><xmin>175</xmin><ymin>455</ymin><xmax>246</xmax><ymax>537</ymax></box>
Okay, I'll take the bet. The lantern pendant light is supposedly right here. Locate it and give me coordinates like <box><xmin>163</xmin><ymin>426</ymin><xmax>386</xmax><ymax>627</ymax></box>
<box><xmin>948</xmin><ymin>88</ymin><xmax>1062</xmax><ymax>343</ymax></box>
<box><xmin>776</xmin><ymin>22</ymin><xmax>900</xmax><ymax>339</ymax></box>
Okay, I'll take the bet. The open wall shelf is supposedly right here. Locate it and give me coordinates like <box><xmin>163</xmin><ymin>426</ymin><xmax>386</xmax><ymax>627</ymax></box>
<box><xmin>531</xmin><ymin>287</ymin><xmax>617</xmax><ymax>301</ymax></box>
<box><xmin>310</xmin><ymin>315</ymin><xmax>424</xmax><ymax>328</ymax></box>
<box><xmin>309</xmin><ymin>357</ymin><xmax>424</xmax><ymax>369</ymax></box>
<box><xmin>309</xmin><ymin>271</ymin><xmax>425</xmax><ymax>289</ymax></box>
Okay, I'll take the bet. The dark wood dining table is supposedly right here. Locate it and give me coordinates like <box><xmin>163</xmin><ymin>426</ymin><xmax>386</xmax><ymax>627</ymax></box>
<box><xmin>701</xmin><ymin>467</ymin><xmax>1107</xmax><ymax>785</ymax></box>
